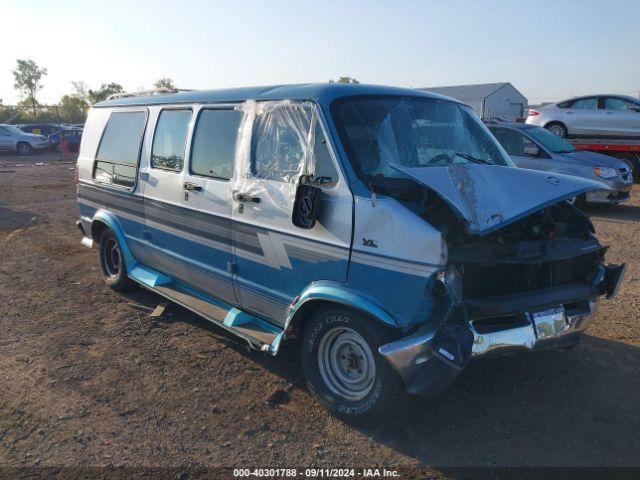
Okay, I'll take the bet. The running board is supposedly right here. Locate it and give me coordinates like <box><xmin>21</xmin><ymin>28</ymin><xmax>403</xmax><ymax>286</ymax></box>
<box><xmin>128</xmin><ymin>264</ymin><xmax>284</xmax><ymax>355</ymax></box>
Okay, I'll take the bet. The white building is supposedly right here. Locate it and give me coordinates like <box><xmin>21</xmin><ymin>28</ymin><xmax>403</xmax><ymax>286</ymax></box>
<box><xmin>420</xmin><ymin>82</ymin><xmax>528</xmax><ymax>120</ymax></box>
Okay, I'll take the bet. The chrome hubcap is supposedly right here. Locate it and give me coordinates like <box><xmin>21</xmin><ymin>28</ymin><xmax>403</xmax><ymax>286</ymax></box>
<box><xmin>318</xmin><ymin>327</ymin><xmax>375</xmax><ymax>401</ymax></box>
<box><xmin>103</xmin><ymin>238</ymin><xmax>121</xmax><ymax>276</ymax></box>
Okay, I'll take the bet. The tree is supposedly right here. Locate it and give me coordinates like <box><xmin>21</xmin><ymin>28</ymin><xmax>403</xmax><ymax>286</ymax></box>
<box><xmin>88</xmin><ymin>83</ymin><xmax>124</xmax><ymax>104</ymax></box>
<box><xmin>71</xmin><ymin>81</ymin><xmax>90</xmax><ymax>104</ymax></box>
<box><xmin>59</xmin><ymin>95</ymin><xmax>87</xmax><ymax>123</ymax></box>
<box><xmin>329</xmin><ymin>76</ymin><xmax>359</xmax><ymax>84</ymax></box>
<box><xmin>12</xmin><ymin>59</ymin><xmax>48</xmax><ymax>117</ymax></box>
<box><xmin>153</xmin><ymin>77</ymin><xmax>176</xmax><ymax>90</ymax></box>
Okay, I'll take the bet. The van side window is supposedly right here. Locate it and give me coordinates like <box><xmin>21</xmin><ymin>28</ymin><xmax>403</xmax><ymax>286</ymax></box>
<box><xmin>190</xmin><ymin>109</ymin><xmax>243</xmax><ymax>180</ymax></box>
<box><xmin>151</xmin><ymin>110</ymin><xmax>191</xmax><ymax>171</ymax></box>
<box><xmin>252</xmin><ymin>105</ymin><xmax>311</xmax><ymax>182</ymax></box>
<box><xmin>94</xmin><ymin>111</ymin><xmax>147</xmax><ymax>188</ymax></box>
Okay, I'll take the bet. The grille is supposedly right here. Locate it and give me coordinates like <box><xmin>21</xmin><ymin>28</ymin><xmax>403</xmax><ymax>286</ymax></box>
<box><xmin>461</xmin><ymin>250</ymin><xmax>603</xmax><ymax>299</ymax></box>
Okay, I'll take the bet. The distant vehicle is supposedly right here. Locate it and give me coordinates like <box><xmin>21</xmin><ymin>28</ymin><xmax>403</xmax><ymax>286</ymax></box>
<box><xmin>487</xmin><ymin>121</ymin><xmax>633</xmax><ymax>207</ymax></box>
<box><xmin>18</xmin><ymin>123</ymin><xmax>63</xmax><ymax>137</ymax></box>
<box><xmin>0</xmin><ymin>124</ymin><xmax>50</xmax><ymax>155</ymax></box>
<box><xmin>527</xmin><ymin>95</ymin><xmax>640</xmax><ymax>138</ymax></box>
<box><xmin>49</xmin><ymin>129</ymin><xmax>83</xmax><ymax>151</ymax></box>
<box><xmin>70</xmin><ymin>123</ymin><xmax>85</xmax><ymax>129</ymax></box>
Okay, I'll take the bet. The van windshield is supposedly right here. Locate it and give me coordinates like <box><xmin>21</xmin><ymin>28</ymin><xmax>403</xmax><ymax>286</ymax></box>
<box><xmin>331</xmin><ymin>96</ymin><xmax>513</xmax><ymax>180</ymax></box>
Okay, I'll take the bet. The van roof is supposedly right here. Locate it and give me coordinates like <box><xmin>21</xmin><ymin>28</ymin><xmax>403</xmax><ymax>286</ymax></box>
<box><xmin>94</xmin><ymin>83</ymin><xmax>460</xmax><ymax>108</ymax></box>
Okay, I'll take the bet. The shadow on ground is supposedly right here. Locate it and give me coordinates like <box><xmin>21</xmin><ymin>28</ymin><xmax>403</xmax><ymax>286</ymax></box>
<box><xmin>585</xmin><ymin>203</ymin><xmax>640</xmax><ymax>222</ymax></box>
<box><xmin>121</xmin><ymin>288</ymin><xmax>640</xmax><ymax>468</ymax></box>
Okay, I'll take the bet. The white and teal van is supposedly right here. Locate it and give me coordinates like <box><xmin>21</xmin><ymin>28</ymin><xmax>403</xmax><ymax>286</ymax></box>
<box><xmin>76</xmin><ymin>84</ymin><xmax>625</xmax><ymax>423</ymax></box>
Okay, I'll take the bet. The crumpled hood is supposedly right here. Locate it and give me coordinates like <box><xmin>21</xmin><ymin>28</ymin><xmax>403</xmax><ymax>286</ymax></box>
<box><xmin>394</xmin><ymin>164</ymin><xmax>608</xmax><ymax>236</ymax></box>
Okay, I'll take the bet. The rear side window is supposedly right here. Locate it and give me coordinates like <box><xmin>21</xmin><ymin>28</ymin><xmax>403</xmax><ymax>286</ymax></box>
<box><xmin>190</xmin><ymin>109</ymin><xmax>243</xmax><ymax>180</ymax></box>
<box><xmin>570</xmin><ymin>98</ymin><xmax>598</xmax><ymax>110</ymax></box>
<box><xmin>490</xmin><ymin>128</ymin><xmax>536</xmax><ymax>156</ymax></box>
<box><xmin>94</xmin><ymin>111</ymin><xmax>147</xmax><ymax>189</ymax></box>
<box><xmin>151</xmin><ymin>109</ymin><xmax>191</xmax><ymax>171</ymax></box>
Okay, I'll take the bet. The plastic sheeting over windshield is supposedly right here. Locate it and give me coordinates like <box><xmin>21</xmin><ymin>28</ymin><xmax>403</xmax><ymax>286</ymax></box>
<box><xmin>232</xmin><ymin>100</ymin><xmax>320</xmax><ymax>211</ymax></box>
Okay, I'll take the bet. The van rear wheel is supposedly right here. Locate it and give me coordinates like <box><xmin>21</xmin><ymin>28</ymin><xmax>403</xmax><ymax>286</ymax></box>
<box><xmin>300</xmin><ymin>307</ymin><xmax>404</xmax><ymax>425</ymax></box>
<box><xmin>98</xmin><ymin>228</ymin><xmax>136</xmax><ymax>291</ymax></box>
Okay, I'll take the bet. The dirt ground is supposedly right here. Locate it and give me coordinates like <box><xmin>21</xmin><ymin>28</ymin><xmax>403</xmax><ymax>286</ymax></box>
<box><xmin>1</xmin><ymin>152</ymin><xmax>639</xmax><ymax>475</ymax></box>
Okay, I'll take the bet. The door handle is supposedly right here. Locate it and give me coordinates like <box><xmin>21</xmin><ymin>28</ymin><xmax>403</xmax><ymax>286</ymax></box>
<box><xmin>183</xmin><ymin>182</ymin><xmax>203</xmax><ymax>192</ymax></box>
<box><xmin>233</xmin><ymin>192</ymin><xmax>261</xmax><ymax>204</ymax></box>
<box><xmin>605</xmin><ymin>111</ymin><xmax>614</xmax><ymax>115</ymax></box>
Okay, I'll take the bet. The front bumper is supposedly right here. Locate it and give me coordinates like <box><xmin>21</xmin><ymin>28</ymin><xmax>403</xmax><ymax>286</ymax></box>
<box><xmin>586</xmin><ymin>181</ymin><xmax>632</xmax><ymax>204</ymax></box>
<box><xmin>379</xmin><ymin>263</ymin><xmax>626</xmax><ymax>397</ymax></box>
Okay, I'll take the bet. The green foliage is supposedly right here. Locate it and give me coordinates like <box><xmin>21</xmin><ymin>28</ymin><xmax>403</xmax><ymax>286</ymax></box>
<box><xmin>153</xmin><ymin>77</ymin><xmax>176</xmax><ymax>90</ymax></box>
<box><xmin>12</xmin><ymin>59</ymin><xmax>48</xmax><ymax>116</ymax></box>
<box><xmin>329</xmin><ymin>76</ymin><xmax>360</xmax><ymax>84</ymax></box>
<box><xmin>59</xmin><ymin>95</ymin><xmax>87</xmax><ymax>123</ymax></box>
<box><xmin>88</xmin><ymin>83</ymin><xmax>124</xmax><ymax>104</ymax></box>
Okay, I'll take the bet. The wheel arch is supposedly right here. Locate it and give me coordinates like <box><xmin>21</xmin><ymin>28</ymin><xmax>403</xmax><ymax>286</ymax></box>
<box><xmin>544</xmin><ymin>120</ymin><xmax>567</xmax><ymax>134</ymax></box>
<box><xmin>284</xmin><ymin>282</ymin><xmax>400</xmax><ymax>341</ymax></box>
<box><xmin>90</xmin><ymin>211</ymin><xmax>136</xmax><ymax>269</ymax></box>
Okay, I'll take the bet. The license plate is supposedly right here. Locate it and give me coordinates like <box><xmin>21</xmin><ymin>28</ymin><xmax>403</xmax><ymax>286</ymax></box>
<box><xmin>532</xmin><ymin>306</ymin><xmax>566</xmax><ymax>339</ymax></box>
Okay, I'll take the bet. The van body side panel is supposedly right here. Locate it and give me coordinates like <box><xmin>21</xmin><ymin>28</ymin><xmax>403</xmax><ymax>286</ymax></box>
<box><xmin>77</xmin><ymin>107</ymin><xmax>148</xmax><ymax>252</ymax></box>
<box><xmin>346</xmin><ymin>195</ymin><xmax>447</xmax><ymax>328</ymax></box>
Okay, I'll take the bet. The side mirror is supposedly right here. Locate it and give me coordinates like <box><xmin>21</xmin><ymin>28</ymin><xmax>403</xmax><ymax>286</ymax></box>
<box><xmin>524</xmin><ymin>145</ymin><xmax>539</xmax><ymax>157</ymax></box>
<box><xmin>292</xmin><ymin>180</ymin><xmax>320</xmax><ymax>229</ymax></box>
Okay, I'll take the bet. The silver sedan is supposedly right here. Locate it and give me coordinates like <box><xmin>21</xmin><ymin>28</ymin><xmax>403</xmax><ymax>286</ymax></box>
<box><xmin>0</xmin><ymin>124</ymin><xmax>50</xmax><ymax>155</ymax></box>
<box><xmin>526</xmin><ymin>95</ymin><xmax>640</xmax><ymax>138</ymax></box>
<box><xmin>487</xmin><ymin>122</ymin><xmax>633</xmax><ymax>207</ymax></box>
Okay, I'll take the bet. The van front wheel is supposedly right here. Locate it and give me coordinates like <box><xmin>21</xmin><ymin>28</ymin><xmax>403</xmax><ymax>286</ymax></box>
<box><xmin>98</xmin><ymin>228</ymin><xmax>136</xmax><ymax>291</ymax></box>
<box><xmin>301</xmin><ymin>308</ymin><xmax>403</xmax><ymax>425</ymax></box>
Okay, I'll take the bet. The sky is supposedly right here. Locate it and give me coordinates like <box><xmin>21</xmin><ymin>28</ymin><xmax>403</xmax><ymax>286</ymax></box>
<box><xmin>1</xmin><ymin>0</ymin><xmax>639</xmax><ymax>105</ymax></box>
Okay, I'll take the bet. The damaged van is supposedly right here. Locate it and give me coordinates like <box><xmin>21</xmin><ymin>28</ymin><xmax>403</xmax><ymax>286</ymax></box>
<box><xmin>76</xmin><ymin>84</ymin><xmax>626</xmax><ymax>423</ymax></box>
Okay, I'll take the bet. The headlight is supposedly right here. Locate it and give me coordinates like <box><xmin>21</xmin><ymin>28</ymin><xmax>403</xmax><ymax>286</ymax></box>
<box><xmin>594</xmin><ymin>167</ymin><xmax>617</xmax><ymax>179</ymax></box>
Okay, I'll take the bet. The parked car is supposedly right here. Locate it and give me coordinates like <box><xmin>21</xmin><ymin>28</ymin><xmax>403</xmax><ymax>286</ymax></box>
<box><xmin>76</xmin><ymin>84</ymin><xmax>625</xmax><ymax>424</ymax></box>
<box><xmin>527</xmin><ymin>95</ymin><xmax>640</xmax><ymax>138</ymax></box>
<box><xmin>18</xmin><ymin>123</ymin><xmax>63</xmax><ymax>137</ymax></box>
<box><xmin>49</xmin><ymin>129</ymin><xmax>83</xmax><ymax>151</ymax></box>
<box><xmin>0</xmin><ymin>124</ymin><xmax>50</xmax><ymax>155</ymax></box>
<box><xmin>487</xmin><ymin>121</ymin><xmax>633</xmax><ymax>207</ymax></box>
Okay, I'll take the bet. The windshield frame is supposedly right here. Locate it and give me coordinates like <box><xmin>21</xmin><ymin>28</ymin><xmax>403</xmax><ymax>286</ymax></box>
<box><xmin>524</xmin><ymin>125</ymin><xmax>576</xmax><ymax>153</ymax></box>
<box><xmin>330</xmin><ymin>94</ymin><xmax>514</xmax><ymax>182</ymax></box>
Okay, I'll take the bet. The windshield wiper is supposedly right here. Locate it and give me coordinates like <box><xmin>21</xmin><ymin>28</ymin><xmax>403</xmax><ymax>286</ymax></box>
<box><xmin>455</xmin><ymin>152</ymin><xmax>491</xmax><ymax>165</ymax></box>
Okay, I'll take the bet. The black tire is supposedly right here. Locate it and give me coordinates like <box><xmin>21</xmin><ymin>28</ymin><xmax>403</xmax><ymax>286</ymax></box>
<box><xmin>98</xmin><ymin>228</ymin><xmax>136</xmax><ymax>291</ymax></box>
<box><xmin>16</xmin><ymin>142</ymin><xmax>33</xmax><ymax>156</ymax></box>
<box><xmin>545</xmin><ymin>122</ymin><xmax>567</xmax><ymax>138</ymax></box>
<box><xmin>300</xmin><ymin>307</ymin><xmax>404</xmax><ymax>425</ymax></box>
<box><xmin>629</xmin><ymin>155</ymin><xmax>640</xmax><ymax>183</ymax></box>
